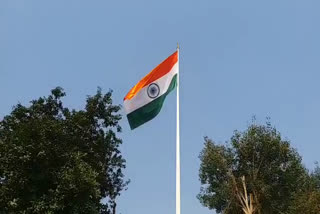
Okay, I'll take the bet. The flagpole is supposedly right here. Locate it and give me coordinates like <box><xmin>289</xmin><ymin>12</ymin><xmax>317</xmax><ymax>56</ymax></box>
<box><xmin>176</xmin><ymin>43</ymin><xmax>181</xmax><ymax>214</ymax></box>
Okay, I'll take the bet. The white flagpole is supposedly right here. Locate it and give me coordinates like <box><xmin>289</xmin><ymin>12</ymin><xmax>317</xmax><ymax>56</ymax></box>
<box><xmin>176</xmin><ymin>43</ymin><xmax>181</xmax><ymax>214</ymax></box>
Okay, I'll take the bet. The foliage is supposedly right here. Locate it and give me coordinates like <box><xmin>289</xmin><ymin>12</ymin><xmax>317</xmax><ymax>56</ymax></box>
<box><xmin>198</xmin><ymin>121</ymin><xmax>308</xmax><ymax>214</ymax></box>
<box><xmin>311</xmin><ymin>164</ymin><xmax>320</xmax><ymax>189</ymax></box>
<box><xmin>0</xmin><ymin>87</ymin><xmax>128</xmax><ymax>214</ymax></box>
<box><xmin>288</xmin><ymin>164</ymin><xmax>320</xmax><ymax>214</ymax></box>
<box><xmin>288</xmin><ymin>188</ymin><xmax>320</xmax><ymax>214</ymax></box>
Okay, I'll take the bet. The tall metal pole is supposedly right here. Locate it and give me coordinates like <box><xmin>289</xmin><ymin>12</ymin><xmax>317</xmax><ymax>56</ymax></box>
<box><xmin>176</xmin><ymin>44</ymin><xmax>181</xmax><ymax>214</ymax></box>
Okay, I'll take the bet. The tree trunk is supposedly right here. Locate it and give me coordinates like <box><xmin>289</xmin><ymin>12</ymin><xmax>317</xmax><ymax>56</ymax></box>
<box><xmin>112</xmin><ymin>202</ymin><xmax>116</xmax><ymax>214</ymax></box>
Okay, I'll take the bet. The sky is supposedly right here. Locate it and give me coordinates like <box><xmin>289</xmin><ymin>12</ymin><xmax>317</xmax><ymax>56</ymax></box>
<box><xmin>1</xmin><ymin>0</ymin><xmax>320</xmax><ymax>213</ymax></box>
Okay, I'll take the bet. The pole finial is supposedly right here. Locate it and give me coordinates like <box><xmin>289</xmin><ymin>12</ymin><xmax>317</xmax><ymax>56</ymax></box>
<box><xmin>177</xmin><ymin>42</ymin><xmax>179</xmax><ymax>50</ymax></box>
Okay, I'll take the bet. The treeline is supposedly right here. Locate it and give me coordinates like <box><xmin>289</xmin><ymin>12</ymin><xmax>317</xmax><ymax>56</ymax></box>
<box><xmin>198</xmin><ymin>121</ymin><xmax>320</xmax><ymax>214</ymax></box>
<box><xmin>0</xmin><ymin>88</ymin><xmax>127</xmax><ymax>214</ymax></box>
<box><xmin>1</xmin><ymin>88</ymin><xmax>319</xmax><ymax>213</ymax></box>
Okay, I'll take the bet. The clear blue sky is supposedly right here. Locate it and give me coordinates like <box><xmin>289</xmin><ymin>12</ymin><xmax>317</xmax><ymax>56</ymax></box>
<box><xmin>1</xmin><ymin>1</ymin><xmax>320</xmax><ymax>213</ymax></box>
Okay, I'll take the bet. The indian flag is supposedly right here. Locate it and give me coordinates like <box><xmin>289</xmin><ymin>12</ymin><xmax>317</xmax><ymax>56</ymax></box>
<box><xmin>124</xmin><ymin>50</ymin><xmax>179</xmax><ymax>130</ymax></box>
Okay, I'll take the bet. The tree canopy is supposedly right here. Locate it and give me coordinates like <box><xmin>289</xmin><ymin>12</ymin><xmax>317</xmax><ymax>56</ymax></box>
<box><xmin>288</xmin><ymin>164</ymin><xmax>320</xmax><ymax>214</ymax></box>
<box><xmin>0</xmin><ymin>87</ymin><xmax>128</xmax><ymax>214</ymax></box>
<box><xmin>198</xmin><ymin>121</ymin><xmax>311</xmax><ymax>214</ymax></box>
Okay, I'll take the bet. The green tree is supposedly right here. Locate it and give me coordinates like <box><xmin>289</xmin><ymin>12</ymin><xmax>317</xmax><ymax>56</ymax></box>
<box><xmin>0</xmin><ymin>87</ymin><xmax>128</xmax><ymax>214</ymax></box>
<box><xmin>288</xmin><ymin>164</ymin><xmax>320</xmax><ymax>214</ymax></box>
<box><xmin>198</xmin><ymin>121</ymin><xmax>308</xmax><ymax>214</ymax></box>
<box><xmin>312</xmin><ymin>164</ymin><xmax>320</xmax><ymax>189</ymax></box>
<box><xmin>288</xmin><ymin>187</ymin><xmax>320</xmax><ymax>214</ymax></box>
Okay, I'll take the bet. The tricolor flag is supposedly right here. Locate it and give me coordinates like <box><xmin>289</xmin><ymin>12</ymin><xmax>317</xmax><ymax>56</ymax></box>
<box><xmin>124</xmin><ymin>50</ymin><xmax>179</xmax><ymax>129</ymax></box>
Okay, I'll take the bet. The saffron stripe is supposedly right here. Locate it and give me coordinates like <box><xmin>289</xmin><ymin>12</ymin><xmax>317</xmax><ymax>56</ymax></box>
<box><xmin>124</xmin><ymin>51</ymin><xmax>178</xmax><ymax>101</ymax></box>
<box><xmin>123</xmin><ymin>63</ymin><xmax>178</xmax><ymax>114</ymax></box>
